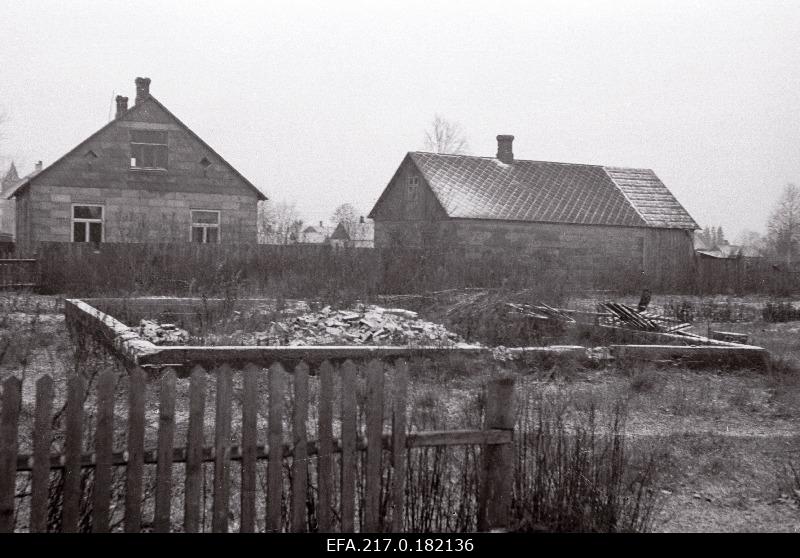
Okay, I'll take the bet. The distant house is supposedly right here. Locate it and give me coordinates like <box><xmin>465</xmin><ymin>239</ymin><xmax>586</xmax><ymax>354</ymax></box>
<box><xmin>326</xmin><ymin>217</ymin><xmax>374</xmax><ymax>248</ymax></box>
<box><xmin>0</xmin><ymin>162</ymin><xmax>21</xmax><ymax>239</ymax></box>
<box><xmin>369</xmin><ymin>134</ymin><xmax>699</xmax><ymax>289</ymax></box>
<box><xmin>3</xmin><ymin>77</ymin><xmax>266</xmax><ymax>255</ymax></box>
<box><xmin>329</xmin><ymin>222</ymin><xmax>351</xmax><ymax>248</ymax></box>
<box><xmin>694</xmin><ymin>234</ymin><xmax>762</xmax><ymax>260</ymax></box>
<box><xmin>299</xmin><ymin>221</ymin><xmax>331</xmax><ymax>244</ymax></box>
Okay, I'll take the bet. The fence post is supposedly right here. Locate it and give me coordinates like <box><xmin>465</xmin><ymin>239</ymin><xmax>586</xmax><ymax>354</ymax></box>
<box><xmin>478</xmin><ymin>376</ymin><xmax>515</xmax><ymax>533</ymax></box>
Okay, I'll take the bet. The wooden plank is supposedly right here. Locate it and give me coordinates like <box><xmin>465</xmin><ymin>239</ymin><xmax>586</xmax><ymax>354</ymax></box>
<box><xmin>478</xmin><ymin>377</ymin><xmax>515</xmax><ymax>532</ymax></box>
<box><xmin>93</xmin><ymin>370</ymin><xmax>115</xmax><ymax>533</ymax></box>
<box><xmin>0</xmin><ymin>376</ymin><xmax>22</xmax><ymax>533</ymax></box>
<box><xmin>291</xmin><ymin>362</ymin><xmax>309</xmax><ymax>533</ymax></box>
<box><xmin>125</xmin><ymin>367</ymin><xmax>146</xmax><ymax>533</ymax></box>
<box><xmin>154</xmin><ymin>369</ymin><xmax>177</xmax><ymax>533</ymax></box>
<box><xmin>267</xmin><ymin>362</ymin><xmax>286</xmax><ymax>533</ymax></box>
<box><xmin>62</xmin><ymin>374</ymin><xmax>85</xmax><ymax>533</ymax></box>
<box><xmin>339</xmin><ymin>360</ymin><xmax>357</xmax><ymax>532</ymax></box>
<box><xmin>183</xmin><ymin>366</ymin><xmax>207</xmax><ymax>533</ymax></box>
<box><xmin>14</xmin><ymin>429</ymin><xmax>514</xmax><ymax>473</ymax></box>
<box><xmin>390</xmin><ymin>360</ymin><xmax>408</xmax><ymax>533</ymax></box>
<box><xmin>364</xmin><ymin>359</ymin><xmax>384</xmax><ymax>533</ymax></box>
<box><xmin>316</xmin><ymin>360</ymin><xmax>334</xmax><ymax>533</ymax></box>
<box><xmin>240</xmin><ymin>363</ymin><xmax>259</xmax><ymax>533</ymax></box>
<box><xmin>30</xmin><ymin>375</ymin><xmax>54</xmax><ymax>533</ymax></box>
<box><xmin>212</xmin><ymin>365</ymin><xmax>233</xmax><ymax>533</ymax></box>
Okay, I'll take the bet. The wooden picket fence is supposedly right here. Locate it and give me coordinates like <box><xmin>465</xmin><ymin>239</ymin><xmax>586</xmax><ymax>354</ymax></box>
<box><xmin>0</xmin><ymin>258</ymin><xmax>38</xmax><ymax>289</ymax></box>
<box><xmin>0</xmin><ymin>359</ymin><xmax>515</xmax><ymax>533</ymax></box>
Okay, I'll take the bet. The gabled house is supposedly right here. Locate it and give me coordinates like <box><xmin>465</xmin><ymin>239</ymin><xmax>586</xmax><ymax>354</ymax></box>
<box><xmin>4</xmin><ymin>77</ymin><xmax>266</xmax><ymax>255</ymax></box>
<box><xmin>369</xmin><ymin>134</ymin><xmax>699</xmax><ymax>289</ymax></box>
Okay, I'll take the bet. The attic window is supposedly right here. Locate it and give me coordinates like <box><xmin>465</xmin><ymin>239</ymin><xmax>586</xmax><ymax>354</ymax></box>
<box><xmin>130</xmin><ymin>130</ymin><xmax>168</xmax><ymax>169</ymax></box>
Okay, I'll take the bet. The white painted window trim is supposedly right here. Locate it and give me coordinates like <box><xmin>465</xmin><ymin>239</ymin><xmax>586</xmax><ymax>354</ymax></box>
<box><xmin>190</xmin><ymin>209</ymin><xmax>221</xmax><ymax>243</ymax></box>
<box><xmin>130</xmin><ymin>130</ymin><xmax>169</xmax><ymax>170</ymax></box>
<box><xmin>71</xmin><ymin>203</ymin><xmax>105</xmax><ymax>243</ymax></box>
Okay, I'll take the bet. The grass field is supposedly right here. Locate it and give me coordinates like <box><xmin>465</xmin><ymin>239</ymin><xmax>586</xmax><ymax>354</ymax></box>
<box><xmin>1</xmin><ymin>291</ymin><xmax>799</xmax><ymax>532</ymax></box>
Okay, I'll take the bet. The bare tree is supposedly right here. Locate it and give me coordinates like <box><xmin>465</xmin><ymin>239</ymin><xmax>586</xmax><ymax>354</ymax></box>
<box><xmin>735</xmin><ymin>229</ymin><xmax>767</xmax><ymax>255</ymax></box>
<box><xmin>423</xmin><ymin>114</ymin><xmax>469</xmax><ymax>154</ymax></box>
<box><xmin>258</xmin><ymin>200</ymin><xmax>304</xmax><ymax>244</ymax></box>
<box><xmin>767</xmin><ymin>183</ymin><xmax>800</xmax><ymax>265</ymax></box>
<box><xmin>330</xmin><ymin>203</ymin><xmax>359</xmax><ymax>235</ymax></box>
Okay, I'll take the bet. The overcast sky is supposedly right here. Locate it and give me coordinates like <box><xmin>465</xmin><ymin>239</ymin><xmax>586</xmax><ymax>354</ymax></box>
<box><xmin>1</xmin><ymin>0</ymin><xmax>798</xmax><ymax>238</ymax></box>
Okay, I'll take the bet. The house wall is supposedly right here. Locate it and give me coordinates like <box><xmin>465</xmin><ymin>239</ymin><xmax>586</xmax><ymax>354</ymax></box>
<box><xmin>0</xmin><ymin>199</ymin><xmax>14</xmax><ymax>238</ymax></box>
<box><xmin>14</xmin><ymin>98</ymin><xmax>259</xmax><ymax>254</ymax></box>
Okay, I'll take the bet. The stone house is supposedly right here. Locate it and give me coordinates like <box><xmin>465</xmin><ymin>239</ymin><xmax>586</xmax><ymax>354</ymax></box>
<box><xmin>368</xmin><ymin>135</ymin><xmax>699</xmax><ymax>290</ymax></box>
<box><xmin>4</xmin><ymin>77</ymin><xmax>266</xmax><ymax>255</ymax></box>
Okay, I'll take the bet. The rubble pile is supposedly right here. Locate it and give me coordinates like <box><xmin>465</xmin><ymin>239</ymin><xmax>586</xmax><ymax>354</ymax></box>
<box><xmin>242</xmin><ymin>305</ymin><xmax>470</xmax><ymax>347</ymax></box>
<box><xmin>138</xmin><ymin>319</ymin><xmax>190</xmax><ymax>345</ymax></box>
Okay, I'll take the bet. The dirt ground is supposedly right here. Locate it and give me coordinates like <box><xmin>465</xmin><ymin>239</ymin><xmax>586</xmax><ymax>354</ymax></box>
<box><xmin>2</xmin><ymin>291</ymin><xmax>800</xmax><ymax>532</ymax></box>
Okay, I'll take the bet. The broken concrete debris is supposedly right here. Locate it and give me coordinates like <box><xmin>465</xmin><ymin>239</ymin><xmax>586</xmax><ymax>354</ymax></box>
<box><xmin>227</xmin><ymin>304</ymin><xmax>469</xmax><ymax>347</ymax></box>
<box><xmin>139</xmin><ymin>319</ymin><xmax>190</xmax><ymax>345</ymax></box>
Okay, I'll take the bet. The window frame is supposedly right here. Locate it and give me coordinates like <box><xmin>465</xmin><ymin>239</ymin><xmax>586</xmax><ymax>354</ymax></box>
<box><xmin>130</xmin><ymin>129</ymin><xmax>169</xmax><ymax>170</ymax></box>
<box><xmin>190</xmin><ymin>209</ymin><xmax>221</xmax><ymax>244</ymax></box>
<box><xmin>71</xmin><ymin>203</ymin><xmax>105</xmax><ymax>243</ymax></box>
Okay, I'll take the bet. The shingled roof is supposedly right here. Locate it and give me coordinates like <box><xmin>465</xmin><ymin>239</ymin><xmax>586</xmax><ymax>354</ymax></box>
<box><xmin>392</xmin><ymin>151</ymin><xmax>697</xmax><ymax>229</ymax></box>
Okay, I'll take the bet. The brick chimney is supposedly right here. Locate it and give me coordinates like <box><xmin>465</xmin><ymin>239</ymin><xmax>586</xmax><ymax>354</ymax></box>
<box><xmin>496</xmin><ymin>135</ymin><xmax>515</xmax><ymax>164</ymax></box>
<box><xmin>135</xmin><ymin>77</ymin><xmax>151</xmax><ymax>105</ymax></box>
<box><xmin>35</xmin><ymin>161</ymin><xmax>43</xmax><ymax>172</ymax></box>
<box><xmin>115</xmin><ymin>95</ymin><xmax>129</xmax><ymax>119</ymax></box>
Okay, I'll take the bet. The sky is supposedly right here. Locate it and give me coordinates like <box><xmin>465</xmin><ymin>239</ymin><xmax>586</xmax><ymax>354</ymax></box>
<box><xmin>1</xmin><ymin>0</ymin><xmax>799</xmax><ymax>239</ymax></box>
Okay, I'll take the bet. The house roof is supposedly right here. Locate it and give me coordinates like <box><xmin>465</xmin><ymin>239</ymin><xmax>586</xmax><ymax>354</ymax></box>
<box><xmin>370</xmin><ymin>152</ymin><xmax>698</xmax><ymax>229</ymax></box>
<box><xmin>4</xmin><ymin>94</ymin><xmax>267</xmax><ymax>201</ymax></box>
<box><xmin>330</xmin><ymin>222</ymin><xmax>351</xmax><ymax>240</ymax></box>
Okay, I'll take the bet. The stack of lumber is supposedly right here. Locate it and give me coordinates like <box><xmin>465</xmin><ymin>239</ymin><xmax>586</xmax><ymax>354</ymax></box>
<box><xmin>599</xmin><ymin>302</ymin><xmax>693</xmax><ymax>335</ymax></box>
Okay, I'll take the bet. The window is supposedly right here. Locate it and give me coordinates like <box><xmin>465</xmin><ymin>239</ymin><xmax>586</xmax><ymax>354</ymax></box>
<box><xmin>130</xmin><ymin>130</ymin><xmax>168</xmax><ymax>169</ymax></box>
<box><xmin>72</xmin><ymin>205</ymin><xmax>104</xmax><ymax>243</ymax></box>
<box><xmin>191</xmin><ymin>210</ymin><xmax>220</xmax><ymax>243</ymax></box>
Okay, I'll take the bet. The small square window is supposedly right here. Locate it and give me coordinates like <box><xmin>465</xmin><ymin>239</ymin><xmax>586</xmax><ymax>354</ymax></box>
<box><xmin>72</xmin><ymin>205</ymin><xmax>104</xmax><ymax>243</ymax></box>
<box><xmin>191</xmin><ymin>210</ymin><xmax>221</xmax><ymax>243</ymax></box>
<box><xmin>130</xmin><ymin>129</ymin><xmax>168</xmax><ymax>169</ymax></box>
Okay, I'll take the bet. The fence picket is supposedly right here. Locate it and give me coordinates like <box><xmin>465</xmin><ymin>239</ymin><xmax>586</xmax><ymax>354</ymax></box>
<box><xmin>125</xmin><ymin>367</ymin><xmax>146</xmax><ymax>533</ymax></box>
<box><xmin>340</xmin><ymin>360</ymin><xmax>357</xmax><ymax>532</ymax></box>
<box><xmin>240</xmin><ymin>363</ymin><xmax>259</xmax><ymax>533</ymax></box>
<box><xmin>184</xmin><ymin>366</ymin><xmax>207</xmax><ymax>533</ymax></box>
<box><xmin>478</xmin><ymin>377</ymin><xmax>516</xmax><ymax>532</ymax></box>
<box><xmin>317</xmin><ymin>360</ymin><xmax>334</xmax><ymax>532</ymax></box>
<box><xmin>154</xmin><ymin>369</ymin><xmax>177</xmax><ymax>533</ymax></box>
<box><xmin>212</xmin><ymin>365</ymin><xmax>233</xmax><ymax>533</ymax></box>
<box><xmin>267</xmin><ymin>362</ymin><xmax>286</xmax><ymax>533</ymax></box>
<box><xmin>364</xmin><ymin>359</ymin><xmax>384</xmax><ymax>532</ymax></box>
<box><xmin>0</xmin><ymin>376</ymin><xmax>22</xmax><ymax>533</ymax></box>
<box><xmin>391</xmin><ymin>360</ymin><xmax>409</xmax><ymax>532</ymax></box>
<box><xmin>93</xmin><ymin>370</ymin><xmax>116</xmax><ymax>533</ymax></box>
<box><xmin>30</xmin><ymin>375</ymin><xmax>54</xmax><ymax>533</ymax></box>
<box><xmin>291</xmin><ymin>361</ymin><xmax>309</xmax><ymax>532</ymax></box>
<box><xmin>62</xmin><ymin>374</ymin><xmax>85</xmax><ymax>533</ymax></box>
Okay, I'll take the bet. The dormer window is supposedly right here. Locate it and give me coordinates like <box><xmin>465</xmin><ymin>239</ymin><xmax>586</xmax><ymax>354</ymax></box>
<box><xmin>130</xmin><ymin>130</ymin><xmax>168</xmax><ymax>169</ymax></box>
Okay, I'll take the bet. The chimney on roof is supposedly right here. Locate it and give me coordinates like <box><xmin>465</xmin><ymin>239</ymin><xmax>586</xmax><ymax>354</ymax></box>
<box><xmin>496</xmin><ymin>135</ymin><xmax>515</xmax><ymax>164</ymax></box>
<box><xmin>359</xmin><ymin>216</ymin><xmax>365</xmax><ymax>224</ymax></box>
<box><xmin>319</xmin><ymin>221</ymin><xmax>323</xmax><ymax>228</ymax></box>
<box><xmin>115</xmin><ymin>95</ymin><xmax>129</xmax><ymax>119</ymax></box>
<box><xmin>135</xmin><ymin>77</ymin><xmax>151</xmax><ymax>105</ymax></box>
<box><xmin>35</xmin><ymin>161</ymin><xmax>42</xmax><ymax>172</ymax></box>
